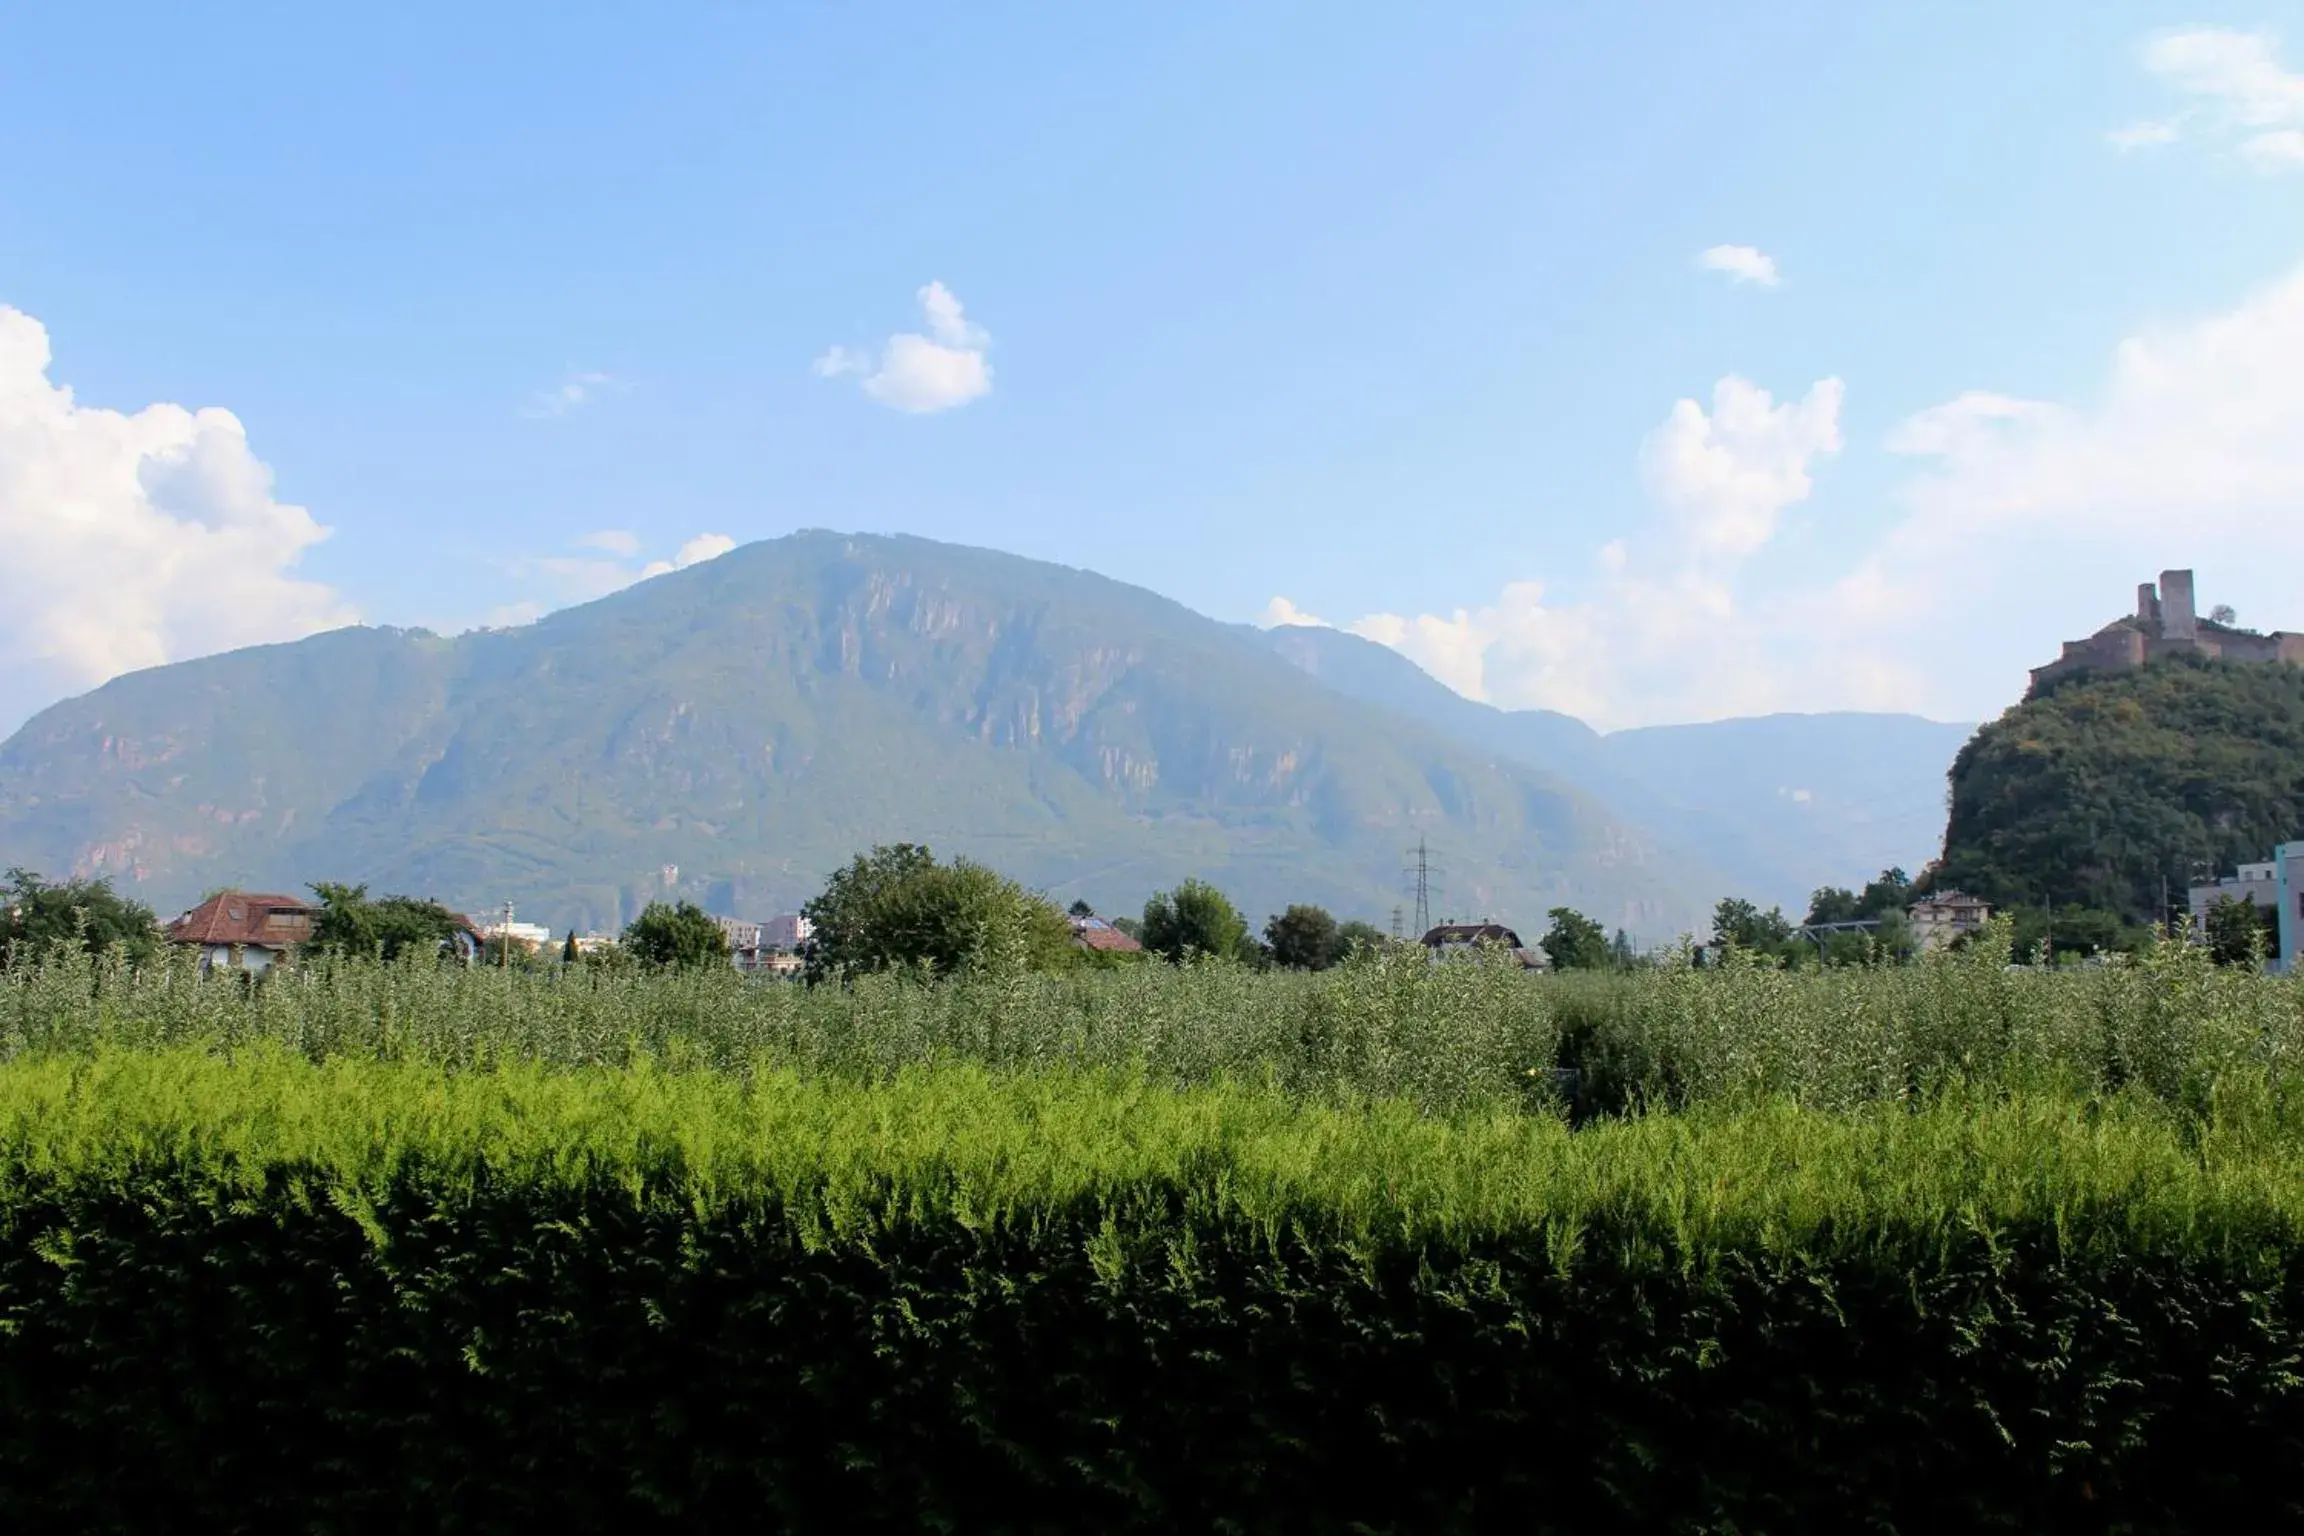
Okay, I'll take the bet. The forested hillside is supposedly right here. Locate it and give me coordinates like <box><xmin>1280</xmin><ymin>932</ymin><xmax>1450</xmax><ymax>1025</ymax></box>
<box><xmin>1934</xmin><ymin>654</ymin><xmax>2304</xmax><ymax>923</ymax></box>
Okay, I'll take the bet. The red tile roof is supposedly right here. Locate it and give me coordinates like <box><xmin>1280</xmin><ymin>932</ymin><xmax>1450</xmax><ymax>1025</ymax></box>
<box><xmin>1070</xmin><ymin>916</ymin><xmax>1142</xmax><ymax>953</ymax></box>
<box><xmin>165</xmin><ymin>891</ymin><xmax>316</xmax><ymax>949</ymax></box>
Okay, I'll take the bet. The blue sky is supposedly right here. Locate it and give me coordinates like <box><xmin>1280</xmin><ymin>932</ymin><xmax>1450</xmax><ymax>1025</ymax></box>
<box><xmin>4</xmin><ymin>1</ymin><xmax>2303</xmax><ymax>733</ymax></box>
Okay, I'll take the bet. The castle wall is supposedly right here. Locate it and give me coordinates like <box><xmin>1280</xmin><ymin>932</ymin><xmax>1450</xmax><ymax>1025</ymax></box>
<box><xmin>2029</xmin><ymin>572</ymin><xmax>2298</xmax><ymax>693</ymax></box>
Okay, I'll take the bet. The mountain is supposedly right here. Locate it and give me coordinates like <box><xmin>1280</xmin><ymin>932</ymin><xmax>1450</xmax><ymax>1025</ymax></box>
<box><xmin>0</xmin><ymin>532</ymin><xmax>1730</xmax><ymax>937</ymax></box>
<box><xmin>1261</xmin><ymin>624</ymin><xmax>1972</xmax><ymax>910</ymax></box>
<box><xmin>1934</xmin><ymin>653</ymin><xmax>2304</xmax><ymax>923</ymax></box>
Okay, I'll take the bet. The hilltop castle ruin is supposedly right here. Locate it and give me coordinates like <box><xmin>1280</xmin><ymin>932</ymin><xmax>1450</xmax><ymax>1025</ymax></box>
<box><xmin>2029</xmin><ymin>570</ymin><xmax>2304</xmax><ymax>694</ymax></box>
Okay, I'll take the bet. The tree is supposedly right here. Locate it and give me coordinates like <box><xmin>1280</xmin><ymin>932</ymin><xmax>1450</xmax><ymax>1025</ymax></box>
<box><xmin>1611</xmin><ymin>928</ymin><xmax>1640</xmax><ymax>969</ymax></box>
<box><xmin>1067</xmin><ymin>899</ymin><xmax>1096</xmax><ymax>918</ymax></box>
<box><xmin>1712</xmin><ymin>897</ymin><xmax>1793</xmax><ymax>956</ymax></box>
<box><xmin>800</xmin><ymin>844</ymin><xmax>1073</xmax><ymax>983</ymax></box>
<box><xmin>561</xmin><ymin>929</ymin><xmax>580</xmax><ymax>964</ymax></box>
<box><xmin>1539</xmin><ymin>906</ymin><xmax>1612</xmax><ymax>970</ymax></box>
<box><xmin>1335</xmin><ymin>920</ymin><xmax>1387</xmax><ymax>961</ymax></box>
<box><xmin>1857</xmin><ymin>868</ymin><xmax>1913</xmax><ymax>918</ymax></box>
<box><xmin>2204</xmin><ymin>895</ymin><xmax>2276</xmax><ymax>968</ymax></box>
<box><xmin>621</xmin><ymin>901</ymin><xmax>730</xmax><ymax>970</ymax></box>
<box><xmin>1139</xmin><ymin>879</ymin><xmax>1250</xmax><ymax>963</ymax></box>
<box><xmin>305</xmin><ymin>883</ymin><xmax>469</xmax><ymax>962</ymax></box>
<box><xmin>1264</xmin><ymin>904</ymin><xmax>1342</xmax><ymax>970</ymax></box>
<box><xmin>1</xmin><ymin>868</ymin><xmax>159</xmax><ymax>964</ymax></box>
<box><xmin>1805</xmin><ymin>887</ymin><xmax>1861</xmax><ymax>925</ymax></box>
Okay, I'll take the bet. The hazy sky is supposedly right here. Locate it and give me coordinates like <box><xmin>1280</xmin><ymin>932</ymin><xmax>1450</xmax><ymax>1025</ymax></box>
<box><xmin>4</xmin><ymin>2</ymin><xmax>2303</xmax><ymax>733</ymax></box>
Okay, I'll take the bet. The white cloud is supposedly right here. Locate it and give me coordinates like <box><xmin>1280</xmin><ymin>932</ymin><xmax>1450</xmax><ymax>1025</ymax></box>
<box><xmin>673</xmin><ymin>532</ymin><xmax>735</xmax><ymax>567</ymax></box>
<box><xmin>814</xmin><ymin>281</ymin><xmax>993</xmax><ymax>414</ymax></box>
<box><xmin>523</xmin><ymin>369</ymin><xmax>617</xmax><ymax>419</ymax></box>
<box><xmin>1262</xmin><ymin>595</ymin><xmax>1329</xmax><ymax>628</ymax></box>
<box><xmin>578</xmin><ymin>528</ymin><xmax>640</xmax><ymax>556</ymax></box>
<box><xmin>0</xmin><ymin>305</ymin><xmax>355</xmax><ymax>731</ymax></box>
<box><xmin>1640</xmin><ymin>375</ymin><xmax>1843</xmax><ymax>561</ymax></box>
<box><xmin>2117</xmin><ymin>28</ymin><xmax>2304</xmax><ymax>170</ymax></box>
<box><xmin>1324</xmin><ymin>257</ymin><xmax>2304</xmax><ymax>728</ymax></box>
<box><xmin>1696</xmin><ymin>244</ymin><xmax>1782</xmax><ymax>287</ymax></box>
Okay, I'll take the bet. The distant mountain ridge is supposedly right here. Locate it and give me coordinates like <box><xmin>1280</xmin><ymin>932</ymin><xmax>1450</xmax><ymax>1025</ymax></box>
<box><xmin>0</xmin><ymin>533</ymin><xmax>1744</xmax><ymax>937</ymax></box>
<box><xmin>1260</xmin><ymin>624</ymin><xmax>1971</xmax><ymax>910</ymax></box>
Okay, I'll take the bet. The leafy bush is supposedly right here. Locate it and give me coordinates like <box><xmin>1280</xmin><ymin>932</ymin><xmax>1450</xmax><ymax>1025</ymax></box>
<box><xmin>621</xmin><ymin>899</ymin><xmax>731</xmax><ymax>970</ymax></box>
<box><xmin>0</xmin><ymin>1050</ymin><xmax>2299</xmax><ymax>1531</ymax></box>
<box><xmin>1139</xmin><ymin>878</ymin><xmax>1250</xmax><ymax>963</ymax></box>
<box><xmin>802</xmin><ymin>843</ymin><xmax>1073</xmax><ymax>982</ymax></box>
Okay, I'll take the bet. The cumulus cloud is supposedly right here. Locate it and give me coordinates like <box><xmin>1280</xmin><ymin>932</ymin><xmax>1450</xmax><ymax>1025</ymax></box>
<box><xmin>1640</xmin><ymin>376</ymin><xmax>1843</xmax><ymax>560</ymax></box>
<box><xmin>0</xmin><ymin>305</ymin><xmax>355</xmax><ymax>731</ymax></box>
<box><xmin>1262</xmin><ymin>595</ymin><xmax>1329</xmax><ymax>627</ymax></box>
<box><xmin>2116</xmin><ymin>28</ymin><xmax>2304</xmax><ymax>170</ymax></box>
<box><xmin>815</xmin><ymin>281</ymin><xmax>993</xmax><ymax>413</ymax></box>
<box><xmin>1267</xmin><ymin>377</ymin><xmax>1844</xmax><ymax>728</ymax></box>
<box><xmin>1288</xmin><ymin>257</ymin><xmax>2304</xmax><ymax>729</ymax></box>
<box><xmin>1696</xmin><ymin>244</ymin><xmax>1782</xmax><ymax>287</ymax></box>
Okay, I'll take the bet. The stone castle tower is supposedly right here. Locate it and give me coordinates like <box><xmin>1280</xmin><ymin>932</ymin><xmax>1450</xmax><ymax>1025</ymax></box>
<box><xmin>2028</xmin><ymin>570</ymin><xmax>2304</xmax><ymax>694</ymax></box>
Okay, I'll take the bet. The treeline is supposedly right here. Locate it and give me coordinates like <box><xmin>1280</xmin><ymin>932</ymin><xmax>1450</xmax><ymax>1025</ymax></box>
<box><xmin>1</xmin><ymin>849</ymin><xmax>1403</xmax><ymax>981</ymax></box>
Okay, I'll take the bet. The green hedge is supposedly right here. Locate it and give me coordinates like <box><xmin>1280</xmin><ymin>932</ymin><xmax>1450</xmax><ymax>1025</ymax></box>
<box><xmin>2</xmin><ymin>1050</ymin><xmax>2301</xmax><ymax>1532</ymax></box>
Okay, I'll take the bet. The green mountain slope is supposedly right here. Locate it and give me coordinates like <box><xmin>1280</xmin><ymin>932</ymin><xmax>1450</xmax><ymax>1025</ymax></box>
<box><xmin>0</xmin><ymin>532</ymin><xmax>1726</xmax><ymax>936</ymax></box>
<box><xmin>1261</xmin><ymin>624</ymin><xmax>1971</xmax><ymax>908</ymax></box>
<box><xmin>1934</xmin><ymin>654</ymin><xmax>2304</xmax><ymax>923</ymax></box>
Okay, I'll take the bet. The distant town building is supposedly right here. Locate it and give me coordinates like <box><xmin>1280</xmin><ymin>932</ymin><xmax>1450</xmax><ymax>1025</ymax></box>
<box><xmin>2193</xmin><ymin>845</ymin><xmax>2304</xmax><ymax>973</ymax></box>
<box><xmin>164</xmin><ymin>891</ymin><xmax>315</xmax><ymax>974</ymax></box>
<box><xmin>481</xmin><ymin>919</ymin><xmax>553</xmax><ymax>952</ymax></box>
<box><xmin>1908</xmin><ymin>892</ymin><xmax>1992</xmax><ymax>950</ymax></box>
<box><xmin>761</xmin><ymin>914</ymin><xmax>814</xmax><ymax>950</ymax></box>
<box><xmin>718</xmin><ymin>913</ymin><xmax>812</xmax><ymax>974</ymax></box>
<box><xmin>714</xmin><ymin>917</ymin><xmax>763</xmax><ymax>953</ymax></box>
<box><xmin>1069</xmin><ymin>914</ymin><xmax>1141</xmax><ymax>954</ymax></box>
<box><xmin>1420</xmin><ymin>922</ymin><xmax>1548</xmax><ymax>970</ymax></box>
<box><xmin>2029</xmin><ymin>569</ymin><xmax>2304</xmax><ymax>694</ymax></box>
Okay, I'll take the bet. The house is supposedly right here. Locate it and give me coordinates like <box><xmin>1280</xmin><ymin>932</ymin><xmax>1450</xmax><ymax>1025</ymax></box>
<box><xmin>164</xmin><ymin>891</ymin><xmax>316</xmax><ymax>973</ymax></box>
<box><xmin>1069</xmin><ymin>914</ymin><xmax>1142</xmax><ymax>954</ymax></box>
<box><xmin>1908</xmin><ymin>892</ymin><xmax>1992</xmax><ymax>950</ymax></box>
<box><xmin>1420</xmin><ymin>922</ymin><xmax>1548</xmax><ymax>970</ymax></box>
<box><xmin>2193</xmin><ymin>845</ymin><xmax>2304</xmax><ymax>972</ymax></box>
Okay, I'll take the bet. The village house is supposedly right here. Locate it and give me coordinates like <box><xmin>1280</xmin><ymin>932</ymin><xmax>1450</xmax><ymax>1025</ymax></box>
<box><xmin>164</xmin><ymin>891</ymin><xmax>316</xmax><ymax>973</ymax></box>
<box><xmin>1908</xmin><ymin>892</ymin><xmax>1992</xmax><ymax>951</ymax></box>
<box><xmin>1069</xmin><ymin>914</ymin><xmax>1142</xmax><ymax>955</ymax></box>
<box><xmin>1420</xmin><ymin>921</ymin><xmax>1549</xmax><ymax>970</ymax></box>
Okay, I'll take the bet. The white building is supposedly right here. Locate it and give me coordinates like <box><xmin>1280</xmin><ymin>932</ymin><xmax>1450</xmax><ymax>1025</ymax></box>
<box><xmin>1908</xmin><ymin>892</ymin><xmax>1992</xmax><ymax>951</ymax></box>
<box><xmin>2193</xmin><ymin>845</ymin><xmax>2304</xmax><ymax>972</ymax></box>
<box><xmin>482</xmin><ymin>920</ymin><xmax>554</xmax><ymax>952</ymax></box>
